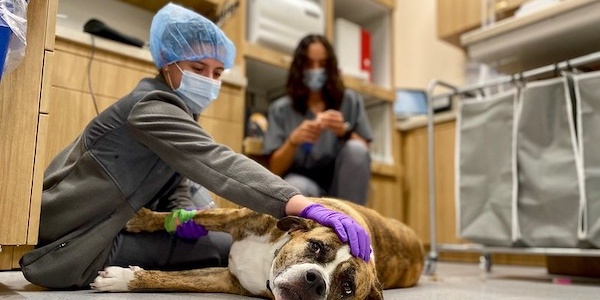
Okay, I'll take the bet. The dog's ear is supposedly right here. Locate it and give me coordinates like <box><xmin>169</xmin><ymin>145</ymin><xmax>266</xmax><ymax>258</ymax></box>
<box><xmin>277</xmin><ymin>216</ymin><xmax>315</xmax><ymax>232</ymax></box>
<box><xmin>366</xmin><ymin>279</ymin><xmax>384</xmax><ymax>300</ymax></box>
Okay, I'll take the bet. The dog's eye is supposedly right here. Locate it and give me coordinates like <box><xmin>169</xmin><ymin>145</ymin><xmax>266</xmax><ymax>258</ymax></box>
<box><xmin>342</xmin><ymin>281</ymin><xmax>353</xmax><ymax>296</ymax></box>
<box><xmin>308</xmin><ymin>240</ymin><xmax>322</xmax><ymax>254</ymax></box>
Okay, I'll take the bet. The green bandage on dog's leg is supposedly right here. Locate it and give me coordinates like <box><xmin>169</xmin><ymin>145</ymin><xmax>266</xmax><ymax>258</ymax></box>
<box><xmin>164</xmin><ymin>209</ymin><xmax>197</xmax><ymax>233</ymax></box>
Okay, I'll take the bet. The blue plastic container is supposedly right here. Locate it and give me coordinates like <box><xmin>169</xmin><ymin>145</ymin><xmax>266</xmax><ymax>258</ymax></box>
<box><xmin>0</xmin><ymin>24</ymin><xmax>10</xmax><ymax>81</ymax></box>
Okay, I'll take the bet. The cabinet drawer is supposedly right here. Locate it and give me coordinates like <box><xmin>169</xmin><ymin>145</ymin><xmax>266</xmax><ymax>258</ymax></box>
<box><xmin>52</xmin><ymin>49</ymin><xmax>156</xmax><ymax>99</ymax></box>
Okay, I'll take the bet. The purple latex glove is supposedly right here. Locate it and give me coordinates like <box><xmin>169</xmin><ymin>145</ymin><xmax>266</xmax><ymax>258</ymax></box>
<box><xmin>164</xmin><ymin>209</ymin><xmax>209</xmax><ymax>240</ymax></box>
<box><xmin>176</xmin><ymin>220</ymin><xmax>208</xmax><ymax>239</ymax></box>
<box><xmin>299</xmin><ymin>203</ymin><xmax>371</xmax><ymax>262</ymax></box>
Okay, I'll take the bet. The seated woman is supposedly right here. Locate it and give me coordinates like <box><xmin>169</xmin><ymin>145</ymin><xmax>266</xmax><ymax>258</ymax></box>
<box><xmin>263</xmin><ymin>34</ymin><xmax>373</xmax><ymax>205</ymax></box>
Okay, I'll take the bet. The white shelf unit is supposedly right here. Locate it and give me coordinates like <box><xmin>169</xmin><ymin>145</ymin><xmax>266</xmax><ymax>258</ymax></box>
<box><xmin>333</xmin><ymin>0</ymin><xmax>392</xmax><ymax>90</ymax></box>
<box><xmin>332</xmin><ymin>0</ymin><xmax>395</xmax><ymax>166</ymax></box>
<box><xmin>244</xmin><ymin>0</ymin><xmax>397</xmax><ymax>167</ymax></box>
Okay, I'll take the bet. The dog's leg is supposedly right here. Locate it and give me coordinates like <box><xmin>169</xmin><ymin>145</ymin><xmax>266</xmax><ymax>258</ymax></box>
<box><xmin>125</xmin><ymin>208</ymin><xmax>166</xmax><ymax>232</ymax></box>
<box><xmin>92</xmin><ymin>266</ymin><xmax>259</xmax><ymax>296</ymax></box>
<box><xmin>126</xmin><ymin>208</ymin><xmax>278</xmax><ymax>239</ymax></box>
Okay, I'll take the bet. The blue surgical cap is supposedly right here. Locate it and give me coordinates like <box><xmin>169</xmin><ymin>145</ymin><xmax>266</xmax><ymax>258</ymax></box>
<box><xmin>149</xmin><ymin>3</ymin><xmax>236</xmax><ymax>69</ymax></box>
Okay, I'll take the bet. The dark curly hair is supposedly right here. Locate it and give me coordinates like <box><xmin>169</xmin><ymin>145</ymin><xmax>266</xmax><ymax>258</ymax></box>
<box><xmin>286</xmin><ymin>34</ymin><xmax>345</xmax><ymax>114</ymax></box>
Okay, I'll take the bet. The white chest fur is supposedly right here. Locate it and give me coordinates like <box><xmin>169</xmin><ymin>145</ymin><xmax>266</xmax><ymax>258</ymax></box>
<box><xmin>229</xmin><ymin>233</ymin><xmax>291</xmax><ymax>295</ymax></box>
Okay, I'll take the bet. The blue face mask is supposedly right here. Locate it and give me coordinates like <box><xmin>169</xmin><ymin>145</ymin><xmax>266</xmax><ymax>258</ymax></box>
<box><xmin>303</xmin><ymin>68</ymin><xmax>327</xmax><ymax>91</ymax></box>
<box><xmin>174</xmin><ymin>63</ymin><xmax>221</xmax><ymax>114</ymax></box>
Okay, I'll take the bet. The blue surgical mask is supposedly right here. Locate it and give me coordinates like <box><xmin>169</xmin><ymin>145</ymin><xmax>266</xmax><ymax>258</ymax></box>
<box><xmin>303</xmin><ymin>68</ymin><xmax>327</xmax><ymax>91</ymax></box>
<box><xmin>174</xmin><ymin>63</ymin><xmax>221</xmax><ymax>113</ymax></box>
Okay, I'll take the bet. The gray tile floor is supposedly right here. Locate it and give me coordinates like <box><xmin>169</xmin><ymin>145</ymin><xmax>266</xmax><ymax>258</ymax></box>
<box><xmin>1</xmin><ymin>262</ymin><xmax>599</xmax><ymax>299</ymax></box>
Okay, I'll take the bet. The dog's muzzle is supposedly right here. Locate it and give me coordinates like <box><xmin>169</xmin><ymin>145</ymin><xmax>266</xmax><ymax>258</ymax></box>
<box><xmin>272</xmin><ymin>268</ymin><xmax>326</xmax><ymax>300</ymax></box>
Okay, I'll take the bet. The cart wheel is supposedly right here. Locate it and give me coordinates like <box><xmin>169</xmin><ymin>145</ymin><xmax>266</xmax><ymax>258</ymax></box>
<box><xmin>479</xmin><ymin>253</ymin><xmax>492</xmax><ymax>273</ymax></box>
<box><xmin>424</xmin><ymin>252</ymin><xmax>438</xmax><ymax>276</ymax></box>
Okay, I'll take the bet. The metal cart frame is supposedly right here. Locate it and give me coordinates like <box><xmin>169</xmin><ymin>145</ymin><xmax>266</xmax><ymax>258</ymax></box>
<box><xmin>423</xmin><ymin>51</ymin><xmax>600</xmax><ymax>276</ymax></box>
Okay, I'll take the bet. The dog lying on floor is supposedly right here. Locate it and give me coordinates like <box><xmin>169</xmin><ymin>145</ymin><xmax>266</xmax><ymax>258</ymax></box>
<box><xmin>91</xmin><ymin>197</ymin><xmax>424</xmax><ymax>299</ymax></box>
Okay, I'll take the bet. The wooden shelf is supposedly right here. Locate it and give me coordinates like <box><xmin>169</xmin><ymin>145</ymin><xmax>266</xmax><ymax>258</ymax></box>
<box><xmin>334</xmin><ymin>0</ymin><xmax>393</xmax><ymax>23</ymax></box>
<box><xmin>342</xmin><ymin>75</ymin><xmax>394</xmax><ymax>102</ymax></box>
<box><xmin>374</xmin><ymin>0</ymin><xmax>395</xmax><ymax>9</ymax></box>
<box><xmin>245</xmin><ymin>42</ymin><xmax>394</xmax><ymax>102</ymax></box>
<box><xmin>371</xmin><ymin>161</ymin><xmax>397</xmax><ymax>177</ymax></box>
<box><xmin>244</xmin><ymin>42</ymin><xmax>292</xmax><ymax>70</ymax></box>
<box><xmin>118</xmin><ymin>0</ymin><xmax>222</xmax><ymax>19</ymax></box>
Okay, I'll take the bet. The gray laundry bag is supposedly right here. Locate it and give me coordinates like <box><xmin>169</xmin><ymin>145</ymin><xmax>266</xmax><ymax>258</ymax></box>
<box><xmin>516</xmin><ymin>77</ymin><xmax>583</xmax><ymax>248</ymax></box>
<box><xmin>456</xmin><ymin>90</ymin><xmax>519</xmax><ymax>246</ymax></box>
<box><xmin>573</xmin><ymin>71</ymin><xmax>600</xmax><ymax>248</ymax></box>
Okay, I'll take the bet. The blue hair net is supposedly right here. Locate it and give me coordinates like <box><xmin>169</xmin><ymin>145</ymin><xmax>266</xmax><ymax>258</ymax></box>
<box><xmin>149</xmin><ymin>3</ymin><xmax>235</xmax><ymax>69</ymax></box>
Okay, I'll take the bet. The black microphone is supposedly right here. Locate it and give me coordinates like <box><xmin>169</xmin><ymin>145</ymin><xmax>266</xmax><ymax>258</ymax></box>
<box><xmin>83</xmin><ymin>19</ymin><xmax>145</xmax><ymax>48</ymax></box>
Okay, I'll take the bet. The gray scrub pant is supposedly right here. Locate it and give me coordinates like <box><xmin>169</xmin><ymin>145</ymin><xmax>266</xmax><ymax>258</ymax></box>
<box><xmin>106</xmin><ymin>230</ymin><xmax>232</xmax><ymax>270</ymax></box>
<box><xmin>106</xmin><ymin>182</ymin><xmax>232</xmax><ymax>271</ymax></box>
<box><xmin>285</xmin><ymin>139</ymin><xmax>371</xmax><ymax>205</ymax></box>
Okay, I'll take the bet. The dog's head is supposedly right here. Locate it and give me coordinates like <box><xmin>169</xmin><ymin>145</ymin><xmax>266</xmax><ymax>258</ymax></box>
<box><xmin>268</xmin><ymin>216</ymin><xmax>383</xmax><ymax>300</ymax></box>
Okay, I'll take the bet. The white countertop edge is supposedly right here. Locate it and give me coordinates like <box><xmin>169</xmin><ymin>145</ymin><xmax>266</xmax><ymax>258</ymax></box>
<box><xmin>461</xmin><ymin>0</ymin><xmax>598</xmax><ymax>46</ymax></box>
<box><xmin>55</xmin><ymin>25</ymin><xmax>248</xmax><ymax>88</ymax></box>
<box><xmin>396</xmin><ymin>111</ymin><xmax>456</xmax><ymax>131</ymax></box>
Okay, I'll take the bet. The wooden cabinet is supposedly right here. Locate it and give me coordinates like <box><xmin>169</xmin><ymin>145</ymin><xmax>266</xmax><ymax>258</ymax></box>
<box><xmin>437</xmin><ymin>0</ymin><xmax>481</xmax><ymax>46</ymax></box>
<box><xmin>437</xmin><ymin>0</ymin><xmax>528</xmax><ymax>46</ymax></box>
<box><xmin>45</xmin><ymin>39</ymin><xmax>158</xmax><ymax>166</ymax></box>
<box><xmin>0</xmin><ymin>0</ymin><xmax>58</xmax><ymax>269</ymax></box>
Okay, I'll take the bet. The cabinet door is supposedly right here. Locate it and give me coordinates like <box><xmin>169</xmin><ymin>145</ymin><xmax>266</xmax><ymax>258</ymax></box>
<box><xmin>0</xmin><ymin>0</ymin><xmax>56</xmax><ymax>246</ymax></box>
<box><xmin>198</xmin><ymin>117</ymin><xmax>244</xmax><ymax>153</ymax></box>
<box><xmin>45</xmin><ymin>40</ymin><xmax>157</xmax><ymax>164</ymax></box>
<box><xmin>437</xmin><ymin>0</ymin><xmax>482</xmax><ymax>45</ymax></box>
<box><xmin>45</xmin><ymin>87</ymin><xmax>110</xmax><ymax>165</ymax></box>
<box><xmin>402</xmin><ymin>121</ymin><xmax>458</xmax><ymax>245</ymax></box>
<box><xmin>0</xmin><ymin>245</ymin><xmax>33</xmax><ymax>270</ymax></box>
<box><xmin>437</xmin><ymin>0</ymin><xmax>529</xmax><ymax>46</ymax></box>
<box><xmin>368</xmin><ymin>174</ymin><xmax>404</xmax><ymax>221</ymax></box>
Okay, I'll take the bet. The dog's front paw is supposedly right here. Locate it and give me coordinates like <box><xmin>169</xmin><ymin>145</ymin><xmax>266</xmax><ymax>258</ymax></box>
<box><xmin>126</xmin><ymin>208</ymin><xmax>162</xmax><ymax>233</ymax></box>
<box><xmin>91</xmin><ymin>266</ymin><xmax>142</xmax><ymax>292</ymax></box>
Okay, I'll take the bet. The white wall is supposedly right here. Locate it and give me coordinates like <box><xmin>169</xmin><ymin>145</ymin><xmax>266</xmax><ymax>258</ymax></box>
<box><xmin>57</xmin><ymin>0</ymin><xmax>154</xmax><ymax>43</ymax></box>
<box><xmin>393</xmin><ymin>0</ymin><xmax>467</xmax><ymax>90</ymax></box>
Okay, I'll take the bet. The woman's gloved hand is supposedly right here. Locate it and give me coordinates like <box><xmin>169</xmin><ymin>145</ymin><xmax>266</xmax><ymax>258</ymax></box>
<box><xmin>164</xmin><ymin>209</ymin><xmax>208</xmax><ymax>239</ymax></box>
<box><xmin>299</xmin><ymin>203</ymin><xmax>371</xmax><ymax>262</ymax></box>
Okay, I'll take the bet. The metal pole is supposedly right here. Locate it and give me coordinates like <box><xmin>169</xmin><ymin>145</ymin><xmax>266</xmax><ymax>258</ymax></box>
<box><xmin>431</xmin><ymin>51</ymin><xmax>600</xmax><ymax>101</ymax></box>
<box><xmin>424</xmin><ymin>80</ymin><xmax>457</xmax><ymax>275</ymax></box>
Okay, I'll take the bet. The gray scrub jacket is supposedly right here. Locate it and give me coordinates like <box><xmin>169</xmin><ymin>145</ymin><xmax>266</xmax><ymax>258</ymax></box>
<box><xmin>20</xmin><ymin>75</ymin><xmax>299</xmax><ymax>289</ymax></box>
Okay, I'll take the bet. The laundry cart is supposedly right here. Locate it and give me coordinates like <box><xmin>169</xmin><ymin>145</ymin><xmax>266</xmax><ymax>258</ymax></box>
<box><xmin>423</xmin><ymin>51</ymin><xmax>600</xmax><ymax>276</ymax></box>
